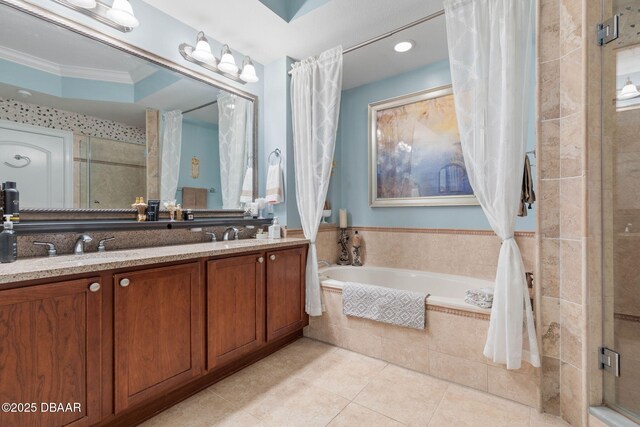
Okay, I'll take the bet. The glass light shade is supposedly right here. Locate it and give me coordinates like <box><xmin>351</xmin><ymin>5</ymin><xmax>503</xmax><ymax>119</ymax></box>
<box><xmin>218</xmin><ymin>45</ymin><xmax>238</xmax><ymax>74</ymax></box>
<box><xmin>66</xmin><ymin>0</ymin><xmax>97</xmax><ymax>8</ymax></box>
<box><xmin>106</xmin><ymin>0</ymin><xmax>139</xmax><ymax>28</ymax></box>
<box><xmin>619</xmin><ymin>77</ymin><xmax>640</xmax><ymax>100</ymax></box>
<box><xmin>239</xmin><ymin>57</ymin><xmax>259</xmax><ymax>83</ymax></box>
<box><xmin>191</xmin><ymin>32</ymin><xmax>215</xmax><ymax>63</ymax></box>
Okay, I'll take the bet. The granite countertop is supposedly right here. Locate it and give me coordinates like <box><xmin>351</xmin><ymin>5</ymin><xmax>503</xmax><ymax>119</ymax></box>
<box><xmin>0</xmin><ymin>238</ymin><xmax>309</xmax><ymax>285</ymax></box>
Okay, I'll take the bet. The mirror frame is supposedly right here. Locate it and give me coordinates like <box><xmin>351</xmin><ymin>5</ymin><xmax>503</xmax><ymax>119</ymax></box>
<box><xmin>0</xmin><ymin>0</ymin><xmax>259</xmax><ymax>218</ymax></box>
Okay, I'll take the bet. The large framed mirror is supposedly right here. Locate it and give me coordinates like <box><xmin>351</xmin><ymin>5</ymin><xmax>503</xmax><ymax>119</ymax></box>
<box><xmin>0</xmin><ymin>1</ymin><xmax>258</xmax><ymax>216</ymax></box>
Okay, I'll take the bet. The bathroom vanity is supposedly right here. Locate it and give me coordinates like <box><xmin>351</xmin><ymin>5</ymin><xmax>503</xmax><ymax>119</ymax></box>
<box><xmin>0</xmin><ymin>239</ymin><xmax>308</xmax><ymax>426</ymax></box>
<box><xmin>0</xmin><ymin>2</ymin><xmax>310</xmax><ymax>425</ymax></box>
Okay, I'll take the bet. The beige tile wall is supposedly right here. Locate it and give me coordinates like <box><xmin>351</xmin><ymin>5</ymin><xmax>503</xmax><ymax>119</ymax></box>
<box><xmin>309</xmin><ymin>226</ymin><xmax>535</xmax><ymax>280</ymax></box>
<box><xmin>538</xmin><ymin>0</ymin><xmax>602</xmax><ymax>425</ymax></box>
<box><xmin>146</xmin><ymin>109</ymin><xmax>160</xmax><ymax>200</ymax></box>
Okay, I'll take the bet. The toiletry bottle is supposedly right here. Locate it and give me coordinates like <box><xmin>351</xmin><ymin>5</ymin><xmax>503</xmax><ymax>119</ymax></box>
<box><xmin>3</xmin><ymin>181</ymin><xmax>19</xmax><ymax>223</ymax></box>
<box><xmin>268</xmin><ymin>217</ymin><xmax>281</xmax><ymax>239</ymax></box>
<box><xmin>0</xmin><ymin>215</ymin><xmax>17</xmax><ymax>263</ymax></box>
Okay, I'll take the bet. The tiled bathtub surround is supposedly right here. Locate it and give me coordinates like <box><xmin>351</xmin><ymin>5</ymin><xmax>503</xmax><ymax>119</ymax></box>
<box><xmin>302</xmin><ymin>227</ymin><xmax>539</xmax><ymax>408</ymax></box>
<box><xmin>0</xmin><ymin>97</ymin><xmax>146</xmax><ymax>144</ymax></box>
<box><xmin>305</xmin><ymin>287</ymin><xmax>541</xmax><ymax>409</ymax></box>
<box><xmin>344</xmin><ymin>227</ymin><xmax>534</xmax><ymax>281</ymax></box>
<box><xmin>304</xmin><ymin>226</ymin><xmax>535</xmax><ymax>281</ymax></box>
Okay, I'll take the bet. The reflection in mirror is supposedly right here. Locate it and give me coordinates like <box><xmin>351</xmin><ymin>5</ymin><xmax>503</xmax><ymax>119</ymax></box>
<box><xmin>0</xmin><ymin>4</ymin><xmax>256</xmax><ymax>211</ymax></box>
<box><xmin>172</xmin><ymin>93</ymin><xmax>253</xmax><ymax>210</ymax></box>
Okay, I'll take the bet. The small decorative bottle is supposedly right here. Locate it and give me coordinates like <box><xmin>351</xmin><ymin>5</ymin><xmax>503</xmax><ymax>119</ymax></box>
<box><xmin>351</xmin><ymin>231</ymin><xmax>363</xmax><ymax>266</ymax></box>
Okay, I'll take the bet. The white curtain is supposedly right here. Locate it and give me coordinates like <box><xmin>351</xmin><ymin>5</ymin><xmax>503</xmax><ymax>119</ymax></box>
<box><xmin>218</xmin><ymin>93</ymin><xmax>252</xmax><ymax>209</ymax></box>
<box><xmin>291</xmin><ymin>46</ymin><xmax>343</xmax><ymax>316</ymax></box>
<box><xmin>160</xmin><ymin>110</ymin><xmax>182</xmax><ymax>202</ymax></box>
<box><xmin>444</xmin><ymin>0</ymin><xmax>540</xmax><ymax>369</ymax></box>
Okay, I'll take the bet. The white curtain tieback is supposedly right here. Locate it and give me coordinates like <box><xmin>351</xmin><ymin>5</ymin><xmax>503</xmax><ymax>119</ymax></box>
<box><xmin>502</xmin><ymin>236</ymin><xmax>514</xmax><ymax>243</ymax></box>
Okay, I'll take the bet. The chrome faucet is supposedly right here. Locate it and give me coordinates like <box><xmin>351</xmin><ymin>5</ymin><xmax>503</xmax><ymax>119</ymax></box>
<box><xmin>222</xmin><ymin>227</ymin><xmax>240</xmax><ymax>241</ymax></box>
<box><xmin>318</xmin><ymin>259</ymin><xmax>331</xmax><ymax>268</ymax></box>
<box><xmin>74</xmin><ymin>234</ymin><xmax>92</xmax><ymax>255</ymax></box>
<box><xmin>97</xmin><ymin>237</ymin><xmax>115</xmax><ymax>252</ymax></box>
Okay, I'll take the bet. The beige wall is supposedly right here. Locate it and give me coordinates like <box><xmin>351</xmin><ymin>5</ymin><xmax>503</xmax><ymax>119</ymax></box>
<box><xmin>538</xmin><ymin>0</ymin><xmax>604</xmax><ymax>425</ymax></box>
<box><xmin>304</xmin><ymin>227</ymin><xmax>535</xmax><ymax>281</ymax></box>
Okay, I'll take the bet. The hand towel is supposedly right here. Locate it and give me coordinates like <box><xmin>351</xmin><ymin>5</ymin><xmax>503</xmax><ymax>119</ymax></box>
<box><xmin>239</xmin><ymin>167</ymin><xmax>253</xmax><ymax>204</ymax></box>
<box><xmin>518</xmin><ymin>155</ymin><xmax>536</xmax><ymax>217</ymax></box>
<box><xmin>265</xmin><ymin>163</ymin><xmax>284</xmax><ymax>204</ymax></box>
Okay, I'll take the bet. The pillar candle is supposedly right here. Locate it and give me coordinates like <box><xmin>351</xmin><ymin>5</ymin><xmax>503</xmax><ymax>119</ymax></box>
<box><xmin>339</xmin><ymin>209</ymin><xmax>347</xmax><ymax>228</ymax></box>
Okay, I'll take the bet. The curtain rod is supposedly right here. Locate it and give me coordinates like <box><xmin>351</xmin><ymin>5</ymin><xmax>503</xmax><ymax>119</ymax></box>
<box><xmin>288</xmin><ymin>9</ymin><xmax>445</xmax><ymax>75</ymax></box>
<box><xmin>183</xmin><ymin>99</ymin><xmax>218</xmax><ymax>115</ymax></box>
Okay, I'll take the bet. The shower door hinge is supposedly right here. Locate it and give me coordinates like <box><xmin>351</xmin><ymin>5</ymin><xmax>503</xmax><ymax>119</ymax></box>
<box><xmin>597</xmin><ymin>15</ymin><xmax>619</xmax><ymax>46</ymax></box>
<box><xmin>599</xmin><ymin>347</ymin><xmax>620</xmax><ymax>376</ymax></box>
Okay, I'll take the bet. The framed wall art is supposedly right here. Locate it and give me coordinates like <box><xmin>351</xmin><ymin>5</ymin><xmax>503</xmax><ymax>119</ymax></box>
<box><xmin>368</xmin><ymin>85</ymin><xmax>477</xmax><ymax>207</ymax></box>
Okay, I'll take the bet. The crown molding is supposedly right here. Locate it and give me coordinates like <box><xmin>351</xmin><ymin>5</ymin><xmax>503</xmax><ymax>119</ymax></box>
<box><xmin>0</xmin><ymin>44</ymin><xmax>135</xmax><ymax>84</ymax></box>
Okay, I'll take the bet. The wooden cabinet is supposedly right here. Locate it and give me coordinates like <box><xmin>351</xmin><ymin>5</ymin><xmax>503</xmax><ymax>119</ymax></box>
<box><xmin>113</xmin><ymin>263</ymin><xmax>202</xmax><ymax>413</ymax></box>
<box><xmin>0</xmin><ymin>243</ymin><xmax>307</xmax><ymax>426</ymax></box>
<box><xmin>0</xmin><ymin>277</ymin><xmax>102</xmax><ymax>427</ymax></box>
<box><xmin>206</xmin><ymin>254</ymin><xmax>265</xmax><ymax>369</ymax></box>
<box><xmin>266</xmin><ymin>246</ymin><xmax>307</xmax><ymax>342</ymax></box>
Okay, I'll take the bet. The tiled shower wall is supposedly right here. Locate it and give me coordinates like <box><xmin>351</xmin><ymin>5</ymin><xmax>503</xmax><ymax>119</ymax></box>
<box><xmin>0</xmin><ymin>98</ymin><xmax>146</xmax><ymax>144</ymax></box>
<box><xmin>538</xmin><ymin>0</ymin><xmax>602</xmax><ymax>425</ymax></box>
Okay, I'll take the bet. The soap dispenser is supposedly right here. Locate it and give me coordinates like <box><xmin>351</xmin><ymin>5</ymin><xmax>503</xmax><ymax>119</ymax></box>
<box><xmin>0</xmin><ymin>215</ymin><xmax>17</xmax><ymax>263</ymax></box>
<box><xmin>268</xmin><ymin>217</ymin><xmax>281</xmax><ymax>239</ymax></box>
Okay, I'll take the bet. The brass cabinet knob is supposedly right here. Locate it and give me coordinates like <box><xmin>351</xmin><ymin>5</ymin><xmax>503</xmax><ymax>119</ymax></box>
<box><xmin>119</xmin><ymin>278</ymin><xmax>130</xmax><ymax>287</ymax></box>
<box><xmin>258</xmin><ymin>257</ymin><xmax>264</xmax><ymax>263</ymax></box>
<box><xmin>89</xmin><ymin>282</ymin><xmax>101</xmax><ymax>292</ymax></box>
<box><xmin>270</xmin><ymin>254</ymin><xmax>276</xmax><ymax>261</ymax></box>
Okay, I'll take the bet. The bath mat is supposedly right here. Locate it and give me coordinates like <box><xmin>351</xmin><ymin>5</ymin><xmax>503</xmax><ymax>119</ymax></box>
<box><xmin>342</xmin><ymin>282</ymin><xmax>427</xmax><ymax>330</ymax></box>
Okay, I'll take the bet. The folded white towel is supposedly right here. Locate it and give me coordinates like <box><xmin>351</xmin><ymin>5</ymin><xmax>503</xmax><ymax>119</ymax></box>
<box><xmin>265</xmin><ymin>163</ymin><xmax>284</xmax><ymax>204</ymax></box>
<box><xmin>465</xmin><ymin>288</ymin><xmax>494</xmax><ymax>309</ymax></box>
<box><xmin>239</xmin><ymin>167</ymin><xmax>253</xmax><ymax>204</ymax></box>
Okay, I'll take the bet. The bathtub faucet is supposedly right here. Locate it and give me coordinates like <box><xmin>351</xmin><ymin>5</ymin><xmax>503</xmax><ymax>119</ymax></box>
<box><xmin>318</xmin><ymin>259</ymin><xmax>331</xmax><ymax>268</ymax></box>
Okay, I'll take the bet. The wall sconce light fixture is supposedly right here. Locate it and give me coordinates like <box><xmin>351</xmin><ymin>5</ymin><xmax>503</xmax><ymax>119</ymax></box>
<box><xmin>51</xmin><ymin>0</ymin><xmax>139</xmax><ymax>32</ymax></box>
<box><xmin>179</xmin><ymin>32</ymin><xmax>259</xmax><ymax>84</ymax></box>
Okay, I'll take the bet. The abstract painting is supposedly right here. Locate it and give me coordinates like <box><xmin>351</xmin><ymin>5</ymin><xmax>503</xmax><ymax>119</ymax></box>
<box><xmin>368</xmin><ymin>85</ymin><xmax>477</xmax><ymax>207</ymax></box>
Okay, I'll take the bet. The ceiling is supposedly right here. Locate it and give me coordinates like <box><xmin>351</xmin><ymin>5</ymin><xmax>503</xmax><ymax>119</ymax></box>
<box><xmin>143</xmin><ymin>0</ymin><xmax>448</xmax><ymax>89</ymax></box>
<box><xmin>0</xmin><ymin>3</ymin><xmax>229</xmax><ymax>127</ymax></box>
<box><xmin>0</xmin><ymin>5</ymin><xmax>154</xmax><ymax>82</ymax></box>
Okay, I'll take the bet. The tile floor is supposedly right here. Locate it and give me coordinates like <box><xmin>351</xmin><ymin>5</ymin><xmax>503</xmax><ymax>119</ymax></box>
<box><xmin>141</xmin><ymin>338</ymin><xmax>569</xmax><ymax>427</ymax></box>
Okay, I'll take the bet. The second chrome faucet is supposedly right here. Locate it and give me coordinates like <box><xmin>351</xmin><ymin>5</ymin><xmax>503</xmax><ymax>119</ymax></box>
<box><xmin>74</xmin><ymin>234</ymin><xmax>93</xmax><ymax>255</ymax></box>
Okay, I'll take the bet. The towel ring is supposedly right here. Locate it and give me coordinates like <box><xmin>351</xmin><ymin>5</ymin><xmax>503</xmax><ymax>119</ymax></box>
<box><xmin>4</xmin><ymin>154</ymin><xmax>31</xmax><ymax>168</ymax></box>
<box><xmin>268</xmin><ymin>148</ymin><xmax>281</xmax><ymax>166</ymax></box>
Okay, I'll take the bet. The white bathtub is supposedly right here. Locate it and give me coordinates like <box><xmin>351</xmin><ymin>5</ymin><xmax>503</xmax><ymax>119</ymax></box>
<box><xmin>319</xmin><ymin>265</ymin><xmax>493</xmax><ymax>314</ymax></box>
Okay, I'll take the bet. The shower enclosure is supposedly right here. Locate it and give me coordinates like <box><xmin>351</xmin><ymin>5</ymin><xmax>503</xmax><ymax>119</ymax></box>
<box><xmin>601</xmin><ymin>0</ymin><xmax>640</xmax><ymax>422</ymax></box>
<box><xmin>75</xmin><ymin>135</ymin><xmax>147</xmax><ymax>209</ymax></box>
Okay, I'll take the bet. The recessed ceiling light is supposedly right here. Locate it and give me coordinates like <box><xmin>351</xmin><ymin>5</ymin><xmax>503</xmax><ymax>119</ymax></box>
<box><xmin>394</xmin><ymin>41</ymin><xmax>415</xmax><ymax>53</ymax></box>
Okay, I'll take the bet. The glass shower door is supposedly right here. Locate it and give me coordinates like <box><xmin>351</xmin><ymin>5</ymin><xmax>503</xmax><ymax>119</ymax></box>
<box><xmin>602</xmin><ymin>0</ymin><xmax>640</xmax><ymax>421</ymax></box>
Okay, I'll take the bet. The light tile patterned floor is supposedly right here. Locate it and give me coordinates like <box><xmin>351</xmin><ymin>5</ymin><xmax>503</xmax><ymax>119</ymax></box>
<box><xmin>141</xmin><ymin>338</ymin><xmax>569</xmax><ymax>427</ymax></box>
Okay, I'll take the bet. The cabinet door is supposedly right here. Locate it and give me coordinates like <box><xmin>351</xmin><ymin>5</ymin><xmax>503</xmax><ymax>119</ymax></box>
<box><xmin>0</xmin><ymin>277</ymin><xmax>102</xmax><ymax>427</ymax></box>
<box><xmin>266</xmin><ymin>246</ymin><xmax>307</xmax><ymax>341</ymax></box>
<box><xmin>114</xmin><ymin>263</ymin><xmax>202</xmax><ymax>413</ymax></box>
<box><xmin>207</xmin><ymin>254</ymin><xmax>265</xmax><ymax>369</ymax></box>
